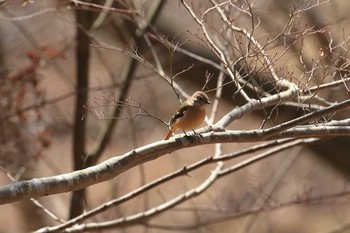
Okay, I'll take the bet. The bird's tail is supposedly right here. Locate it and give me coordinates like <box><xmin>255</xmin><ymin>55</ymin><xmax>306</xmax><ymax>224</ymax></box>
<box><xmin>164</xmin><ymin>130</ymin><xmax>173</xmax><ymax>140</ymax></box>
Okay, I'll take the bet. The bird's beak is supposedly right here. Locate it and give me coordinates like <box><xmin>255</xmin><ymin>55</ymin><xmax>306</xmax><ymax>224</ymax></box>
<box><xmin>206</xmin><ymin>100</ymin><xmax>211</xmax><ymax>104</ymax></box>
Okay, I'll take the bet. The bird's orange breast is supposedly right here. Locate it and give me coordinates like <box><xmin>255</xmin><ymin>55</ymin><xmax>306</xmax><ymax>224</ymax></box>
<box><xmin>172</xmin><ymin>107</ymin><xmax>206</xmax><ymax>131</ymax></box>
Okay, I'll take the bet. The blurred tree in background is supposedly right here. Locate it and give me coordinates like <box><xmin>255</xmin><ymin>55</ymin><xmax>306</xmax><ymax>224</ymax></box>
<box><xmin>1</xmin><ymin>0</ymin><xmax>350</xmax><ymax>232</ymax></box>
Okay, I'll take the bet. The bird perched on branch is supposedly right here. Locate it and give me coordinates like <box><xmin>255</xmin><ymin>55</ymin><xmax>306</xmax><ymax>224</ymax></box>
<box><xmin>164</xmin><ymin>91</ymin><xmax>210</xmax><ymax>140</ymax></box>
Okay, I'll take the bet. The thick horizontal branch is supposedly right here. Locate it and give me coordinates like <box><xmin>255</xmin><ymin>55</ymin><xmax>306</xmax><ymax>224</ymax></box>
<box><xmin>0</xmin><ymin>125</ymin><xmax>349</xmax><ymax>205</ymax></box>
<box><xmin>206</xmin><ymin>125</ymin><xmax>350</xmax><ymax>142</ymax></box>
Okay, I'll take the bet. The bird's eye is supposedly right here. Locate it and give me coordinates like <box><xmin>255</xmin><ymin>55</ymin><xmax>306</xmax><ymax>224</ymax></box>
<box><xmin>197</xmin><ymin>97</ymin><xmax>202</xmax><ymax>101</ymax></box>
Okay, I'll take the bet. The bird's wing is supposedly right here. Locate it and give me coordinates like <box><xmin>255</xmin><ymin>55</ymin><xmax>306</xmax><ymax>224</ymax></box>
<box><xmin>169</xmin><ymin>105</ymin><xmax>190</xmax><ymax>127</ymax></box>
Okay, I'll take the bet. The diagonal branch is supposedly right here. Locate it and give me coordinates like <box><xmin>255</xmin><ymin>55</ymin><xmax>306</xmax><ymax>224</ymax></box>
<box><xmin>35</xmin><ymin>138</ymin><xmax>301</xmax><ymax>232</ymax></box>
<box><xmin>60</xmin><ymin>163</ymin><xmax>224</xmax><ymax>232</ymax></box>
<box><xmin>215</xmin><ymin>80</ymin><xmax>298</xmax><ymax>128</ymax></box>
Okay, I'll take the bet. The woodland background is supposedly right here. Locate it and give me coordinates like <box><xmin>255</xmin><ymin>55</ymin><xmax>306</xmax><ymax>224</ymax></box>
<box><xmin>1</xmin><ymin>0</ymin><xmax>350</xmax><ymax>232</ymax></box>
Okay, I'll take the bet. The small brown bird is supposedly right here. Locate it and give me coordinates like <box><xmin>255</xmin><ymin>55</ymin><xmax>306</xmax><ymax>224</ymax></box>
<box><xmin>164</xmin><ymin>91</ymin><xmax>210</xmax><ymax>140</ymax></box>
